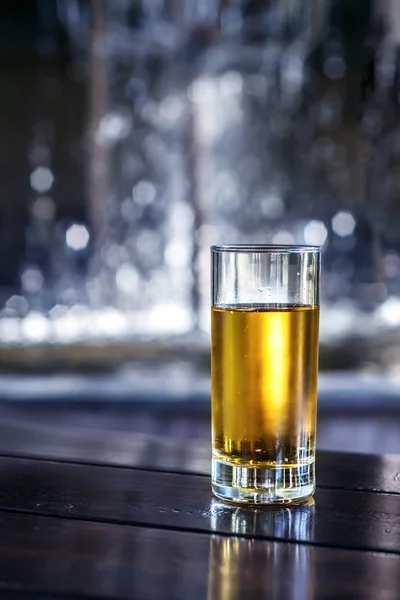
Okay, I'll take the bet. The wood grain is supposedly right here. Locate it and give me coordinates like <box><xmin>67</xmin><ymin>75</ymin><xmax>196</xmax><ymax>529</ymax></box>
<box><xmin>317</xmin><ymin>451</ymin><xmax>400</xmax><ymax>494</ymax></box>
<box><xmin>0</xmin><ymin>407</ymin><xmax>400</xmax><ymax>495</ymax></box>
<box><xmin>3</xmin><ymin>446</ymin><xmax>400</xmax><ymax>496</ymax></box>
<box><xmin>0</xmin><ymin>456</ymin><xmax>400</xmax><ymax>554</ymax></box>
<box><xmin>0</xmin><ymin>512</ymin><xmax>399</xmax><ymax>600</ymax></box>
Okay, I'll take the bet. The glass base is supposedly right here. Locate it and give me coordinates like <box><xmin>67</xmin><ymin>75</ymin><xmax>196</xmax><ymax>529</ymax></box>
<box><xmin>212</xmin><ymin>458</ymin><xmax>315</xmax><ymax>505</ymax></box>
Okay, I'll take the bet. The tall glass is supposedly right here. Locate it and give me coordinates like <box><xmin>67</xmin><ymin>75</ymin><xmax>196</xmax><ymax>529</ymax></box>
<box><xmin>211</xmin><ymin>245</ymin><xmax>320</xmax><ymax>505</ymax></box>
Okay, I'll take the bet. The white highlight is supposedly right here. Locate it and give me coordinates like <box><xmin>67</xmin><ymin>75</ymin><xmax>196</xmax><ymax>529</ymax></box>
<box><xmin>66</xmin><ymin>224</ymin><xmax>90</xmax><ymax>251</ymax></box>
<box><xmin>304</xmin><ymin>220</ymin><xmax>328</xmax><ymax>245</ymax></box>
<box><xmin>30</xmin><ymin>167</ymin><xmax>54</xmax><ymax>193</ymax></box>
<box><xmin>332</xmin><ymin>210</ymin><xmax>356</xmax><ymax>237</ymax></box>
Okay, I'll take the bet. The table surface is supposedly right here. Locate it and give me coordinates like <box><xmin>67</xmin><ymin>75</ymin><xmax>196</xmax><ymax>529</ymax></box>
<box><xmin>0</xmin><ymin>408</ymin><xmax>400</xmax><ymax>599</ymax></box>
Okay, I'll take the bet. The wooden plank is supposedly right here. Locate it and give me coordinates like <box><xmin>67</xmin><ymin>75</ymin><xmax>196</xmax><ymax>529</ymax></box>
<box><xmin>1</xmin><ymin>404</ymin><xmax>400</xmax><ymax>493</ymax></box>
<box><xmin>0</xmin><ymin>406</ymin><xmax>211</xmax><ymax>475</ymax></box>
<box><xmin>317</xmin><ymin>451</ymin><xmax>400</xmax><ymax>494</ymax></box>
<box><xmin>2</xmin><ymin>404</ymin><xmax>400</xmax><ymax>494</ymax></box>
<box><xmin>0</xmin><ymin>409</ymin><xmax>400</xmax><ymax>496</ymax></box>
<box><xmin>0</xmin><ymin>512</ymin><xmax>399</xmax><ymax>600</ymax></box>
<box><xmin>0</xmin><ymin>456</ymin><xmax>400</xmax><ymax>554</ymax></box>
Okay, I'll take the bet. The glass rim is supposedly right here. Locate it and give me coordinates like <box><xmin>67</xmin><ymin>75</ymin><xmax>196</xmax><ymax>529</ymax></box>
<box><xmin>211</xmin><ymin>244</ymin><xmax>321</xmax><ymax>254</ymax></box>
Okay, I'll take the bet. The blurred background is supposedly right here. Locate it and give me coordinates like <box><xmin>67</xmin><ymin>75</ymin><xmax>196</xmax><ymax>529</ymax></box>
<box><xmin>1</xmin><ymin>0</ymin><xmax>400</xmax><ymax>461</ymax></box>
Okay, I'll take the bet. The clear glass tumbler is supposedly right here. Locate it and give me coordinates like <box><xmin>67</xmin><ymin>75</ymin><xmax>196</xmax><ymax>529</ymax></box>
<box><xmin>211</xmin><ymin>244</ymin><xmax>320</xmax><ymax>504</ymax></box>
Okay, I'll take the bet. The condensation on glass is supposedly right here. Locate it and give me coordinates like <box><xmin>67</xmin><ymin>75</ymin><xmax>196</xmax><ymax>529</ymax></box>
<box><xmin>211</xmin><ymin>244</ymin><xmax>320</xmax><ymax>504</ymax></box>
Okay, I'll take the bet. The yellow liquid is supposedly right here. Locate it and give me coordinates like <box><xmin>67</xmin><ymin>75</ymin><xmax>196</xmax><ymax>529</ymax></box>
<box><xmin>211</xmin><ymin>305</ymin><xmax>319</xmax><ymax>468</ymax></box>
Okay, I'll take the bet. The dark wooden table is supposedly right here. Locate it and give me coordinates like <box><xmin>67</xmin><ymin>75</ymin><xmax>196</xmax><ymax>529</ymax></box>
<box><xmin>0</xmin><ymin>409</ymin><xmax>400</xmax><ymax>599</ymax></box>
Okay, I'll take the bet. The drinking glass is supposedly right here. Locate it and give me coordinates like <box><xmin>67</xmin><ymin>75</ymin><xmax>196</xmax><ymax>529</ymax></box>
<box><xmin>211</xmin><ymin>244</ymin><xmax>320</xmax><ymax>504</ymax></box>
